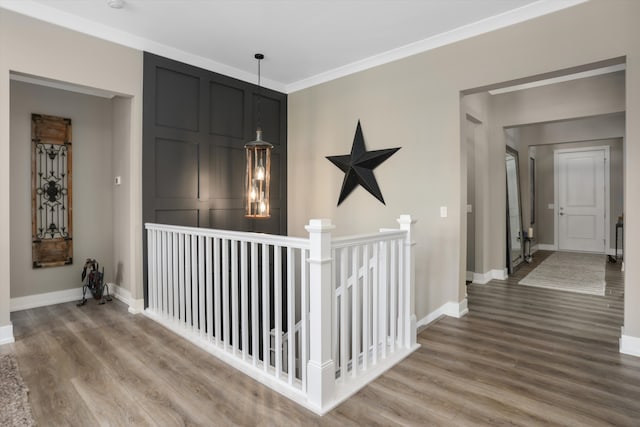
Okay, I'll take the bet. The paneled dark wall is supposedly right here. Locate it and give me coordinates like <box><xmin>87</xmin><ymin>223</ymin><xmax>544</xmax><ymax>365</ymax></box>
<box><xmin>143</xmin><ymin>53</ymin><xmax>287</xmax><ymax>304</ymax></box>
<box><xmin>143</xmin><ymin>52</ymin><xmax>287</xmax><ymax>233</ymax></box>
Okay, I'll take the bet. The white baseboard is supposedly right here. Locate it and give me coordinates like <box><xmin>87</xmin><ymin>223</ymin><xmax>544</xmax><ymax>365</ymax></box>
<box><xmin>0</xmin><ymin>323</ymin><xmax>14</xmax><ymax>346</ymax></box>
<box><xmin>472</xmin><ymin>268</ymin><xmax>507</xmax><ymax>284</ymax></box>
<box><xmin>537</xmin><ymin>244</ymin><xmax>557</xmax><ymax>251</ymax></box>
<box><xmin>620</xmin><ymin>329</ymin><xmax>640</xmax><ymax>357</ymax></box>
<box><xmin>128</xmin><ymin>299</ymin><xmax>145</xmax><ymax>314</ymax></box>
<box><xmin>10</xmin><ymin>287</ymin><xmax>82</xmax><ymax>312</ymax></box>
<box><xmin>417</xmin><ymin>298</ymin><xmax>469</xmax><ymax>328</ymax></box>
<box><xmin>109</xmin><ymin>283</ymin><xmax>144</xmax><ymax>314</ymax></box>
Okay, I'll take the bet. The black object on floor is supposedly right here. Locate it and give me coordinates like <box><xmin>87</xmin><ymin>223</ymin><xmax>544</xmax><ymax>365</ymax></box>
<box><xmin>78</xmin><ymin>258</ymin><xmax>112</xmax><ymax>306</ymax></box>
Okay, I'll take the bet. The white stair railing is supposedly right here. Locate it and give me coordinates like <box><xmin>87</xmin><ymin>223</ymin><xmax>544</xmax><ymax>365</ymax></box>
<box><xmin>144</xmin><ymin>215</ymin><xmax>417</xmax><ymax>415</ymax></box>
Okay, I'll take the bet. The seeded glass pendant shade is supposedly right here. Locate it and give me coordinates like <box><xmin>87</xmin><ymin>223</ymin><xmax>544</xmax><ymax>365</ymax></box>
<box><xmin>245</xmin><ymin>54</ymin><xmax>273</xmax><ymax>218</ymax></box>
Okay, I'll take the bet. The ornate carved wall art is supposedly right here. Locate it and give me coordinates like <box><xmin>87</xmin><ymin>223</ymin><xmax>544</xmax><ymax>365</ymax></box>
<box><xmin>31</xmin><ymin>114</ymin><xmax>73</xmax><ymax>268</ymax></box>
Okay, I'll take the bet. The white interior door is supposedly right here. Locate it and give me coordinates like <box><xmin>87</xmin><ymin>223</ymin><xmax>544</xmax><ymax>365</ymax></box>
<box><xmin>557</xmin><ymin>149</ymin><xmax>606</xmax><ymax>253</ymax></box>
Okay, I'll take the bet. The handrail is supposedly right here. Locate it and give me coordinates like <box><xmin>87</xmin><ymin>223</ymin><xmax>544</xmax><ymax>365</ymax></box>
<box><xmin>145</xmin><ymin>222</ymin><xmax>310</xmax><ymax>249</ymax></box>
<box><xmin>331</xmin><ymin>229</ymin><xmax>406</xmax><ymax>248</ymax></box>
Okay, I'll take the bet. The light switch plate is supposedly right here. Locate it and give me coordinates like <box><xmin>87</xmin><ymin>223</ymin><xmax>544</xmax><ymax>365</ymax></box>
<box><xmin>548</xmin><ymin>203</ymin><xmax>554</xmax><ymax>209</ymax></box>
<box><xmin>440</xmin><ymin>206</ymin><xmax>448</xmax><ymax>218</ymax></box>
<box><xmin>115</xmin><ymin>176</ymin><xmax>122</xmax><ymax>185</ymax></box>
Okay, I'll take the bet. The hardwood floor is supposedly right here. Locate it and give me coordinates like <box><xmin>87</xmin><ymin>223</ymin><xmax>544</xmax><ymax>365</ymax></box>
<box><xmin>5</xmin><ymin>250</ymin><xmax>640</xmax><ymax>426</ymax></box>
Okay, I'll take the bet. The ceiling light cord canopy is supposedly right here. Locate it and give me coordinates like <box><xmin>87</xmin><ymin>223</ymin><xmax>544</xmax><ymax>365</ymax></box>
<box><xmin>245</xmin><ymin>53</ymin><xmax>273</xmax><ymax>219</ymax></box>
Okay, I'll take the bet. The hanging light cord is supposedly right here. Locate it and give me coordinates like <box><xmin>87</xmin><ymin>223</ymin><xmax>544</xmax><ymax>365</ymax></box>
<box><xmin>255</xmin><ymin>53</ymin><xmax>264</xmax><ymax>131</ymax></box>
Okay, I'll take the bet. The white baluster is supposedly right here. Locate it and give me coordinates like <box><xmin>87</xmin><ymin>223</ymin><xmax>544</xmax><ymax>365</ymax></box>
<box><xmin>362</xmin><ymin>244</ymin><xmax>370</xmax><ymax>371</ymax></box>
<box><xmin>372</xmin><ymin>242</ymin><xmax>379</xmax><ymax>365</ymax></box>
<box><xmin>214</xmin><ymin>237</ymin><xmax>221</xmax><ymax>344</ymax></box>
<box><xmin>396</xmin><ymin>238</ymin><xmax>404</xmax><ymax>346</ymax></box>
<box><xmin>274</xmin><ymin>245</ymin><xmax>282</xmax><ymax>379</ymax></box>
<box><xmin>206</xmin><ymin>237</ymin><xmax>213</xmax><ymax>342</ymax></box>
<box><xmin>172</xmin><ymin>232</ymin><xmax>178</xmax><ymax>321</ymax></box>
<box><xmin>231</xmin><ymin>239</ymin><xmax>239</xmax><ymax>355</ymax></box>
<box><xmin>287</xmin><ymin>247</ymin><xmax>295</xmax><ymax>384</ymax></box>
<box><xmin>389</xmin><ymin>240</ymin><xmax>397</xmax><ymax>353</ymax></box>
<box><xmin>262</xmin><ymin>244</ymin><xmax>270</xmax><ymax>372</ymax></box>
<box><xmin>339</xmin><ymin>248</ymin><xmax>348</xmax><ymax>381</ymax></box>
<box><xmin>161</xmin><ymin>231</ymin><xmax>168</xmax><ymax>318</ymax></box>
<box><xmin>251</xmin><ymin>242</ymin><xmax>259</xmax><ymax>366</ymax></box>
<box><xmin>198</xmin><ymin>235</ymin><xmax>205</xmax><ymax>335</ymax></box>
<box><xmin>222</xmin><ymin>239</ymin><xmax>230</xmax><ymax>349</ymax></box>
<box><xmin>178</xmin><ymin>233</ymin><xmax>185</xmax><ymax>324</ymax></box>
<box><xmin>241</xmin><ymin>241</ymin><xmax>249</xmax><ymax>361</ymax></box>
<box><xmin>190</xmin><ymin>235</ymin><xmax>197</xmax><ymax>330</ymax></box>
<box><xmin>185</xmin><ymin>234</ymin><xmax>192</xmax><ymax>329</ymax></box>
<box><xmin>351</xmin><ymin>246</ymin><xmax>360</xmax><ymax>377</ymax></box>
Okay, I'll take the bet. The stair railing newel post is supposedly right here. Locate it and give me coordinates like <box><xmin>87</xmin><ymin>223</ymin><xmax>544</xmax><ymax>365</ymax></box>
<box><xmin>305</xmin><ymin>218</ymin><xmax>336</xmax><ymax>412</ymax></box>
<box><xmin>398</xmin><ymin>215</ymin><xmax>417</xmax><ymax>348</ymax></box>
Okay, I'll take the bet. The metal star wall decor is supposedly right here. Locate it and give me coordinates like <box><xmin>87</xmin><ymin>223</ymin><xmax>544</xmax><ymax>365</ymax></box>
<box><xmin>326</xmin><ymin>120</ymin><xmax>401</xmax><ymax>206</ymax></box>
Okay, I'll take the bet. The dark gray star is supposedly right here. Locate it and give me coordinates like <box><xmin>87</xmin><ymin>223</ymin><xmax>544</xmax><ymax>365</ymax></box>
<box><xmin>326</xmin><ymin>121</ymin><xmax>400</xmax><ymax>206</ymax></box>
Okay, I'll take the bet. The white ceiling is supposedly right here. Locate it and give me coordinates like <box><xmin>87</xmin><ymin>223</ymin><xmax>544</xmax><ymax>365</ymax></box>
<box><xmin>0</xmin><ymin>0</ymin><xmax>586</xmax><ymax>93</ymax></box>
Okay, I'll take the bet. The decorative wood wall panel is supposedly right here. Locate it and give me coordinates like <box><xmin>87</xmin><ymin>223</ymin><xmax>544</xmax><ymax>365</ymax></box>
<box><xmin>143</xmin><ymin>52</ymin><xmax>288</xmax><ymax>305</ymax></box>
<box><xmin>31</xmin><ymin>114</ymin><xmax>73</xmax><ymax>268</ymax></box>
<box><xmin>143</xmin><ymin>52</ymin><xmax>287</xmax><ymax>233</ymax></box>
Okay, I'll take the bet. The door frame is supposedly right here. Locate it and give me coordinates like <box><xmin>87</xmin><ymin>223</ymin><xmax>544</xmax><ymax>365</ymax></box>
<box><xmin>553</xmin><ymin>145</ymin><xmax>610</xmax><ymax>252</ymax></box>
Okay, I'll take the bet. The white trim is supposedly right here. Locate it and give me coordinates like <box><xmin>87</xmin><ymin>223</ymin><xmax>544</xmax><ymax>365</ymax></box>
<box><xmin>0</xmin><ymin>0</ymin><xmax>285</xmax><ymax>93</ymax></box>
<box><xmin>10</xmin><ymin>287</ymin><xmax>82</xmax><ymax>312</ymax></box>
<box><xmin>472</xmin><ymin>268</ymin><xmax>507</xmax><ymax>284</ymax></box>
<box><xmin>620</xmin><ymin>330</ymin><xmax>640</xmax><ymax>357</ymax></box>
<box><xmin>0</xmin><ymin>0</ymin><xmax>587</xmax><ymax>94</ymax></box>
<box><xmin>287</xmin><ymin>0</ymin><xmax>587</xmax><ymax>92</ymax></box>
<box><xmin>128</xmin><ymin>299</ymin><xmax>145</xmax><ymax>314</ymax></box>
<box><xmin>537</xmin><ymin>243</ymin><xmax>557</xmax><ymax>251</ymax></box>
<box><xmin>10</xmin><ymin>72</ymin><xmax>119</xmax><ymax>98</ymax></box>
<box><xmin>488</xmin><ymin>63</ymin><xmax>625</xmax><ymax>95</ymax></box>
<box><xmin>0</xmin><ymin>323</ymin><xmax>14</xmax><ymax>345</ymax></box>
<box><xmin>109</xmin><ymin>283</ymin><xmax>145</xmax><ymax>314</ymax></box>
<box><xmin>554</xmin><ymin>146</ymin><xmax>610</xmax><ymax>253</ymax></box>
<box><xmin>466</xmin><ymin>271</ymin><xmax>473</xmax><ymax>281</ymax></box>
<box><xmin>417</xmin><ymin>298</ymin><xmax>469</xmax><ymax>329</ymax></box>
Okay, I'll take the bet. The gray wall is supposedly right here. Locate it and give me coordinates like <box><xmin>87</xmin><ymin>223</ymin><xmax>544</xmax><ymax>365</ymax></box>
<box><xmin>10</xmin><ymin>81</ymin><xmax>114</xmax><ymax>298</ymax></box>
<box><xmin>289</xmin><ymin>1</ymin><xmax>640</xmax><ymax>324</ymax></box>
<box><xmin>1</xmin><ymin>8</ymin><xmax>144</xmax><ymax>326</ymax></box>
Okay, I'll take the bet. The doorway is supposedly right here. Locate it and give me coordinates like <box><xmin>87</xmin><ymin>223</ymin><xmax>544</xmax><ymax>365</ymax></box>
<box><xmin>555</xmin><ymin>147</ymin><xmax>609</xmax><ymax>253</ymax></box>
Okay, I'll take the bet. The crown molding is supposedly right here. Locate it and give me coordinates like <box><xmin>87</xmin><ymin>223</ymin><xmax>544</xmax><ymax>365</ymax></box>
<box><xmin>285</xmin><ymin>0</ymin><xmax>588</xmax><ymax>93</ymax></box>
<box><xmin>1</xmin><ymin>0</ymin><xmax>587</xmax><ymax>94</ymax></box>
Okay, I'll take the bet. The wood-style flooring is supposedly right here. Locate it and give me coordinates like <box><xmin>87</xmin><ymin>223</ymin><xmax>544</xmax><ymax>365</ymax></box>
<box><xmin>5</xmin><ymin>250</ymin><xmax>640</xmax><ymax>426</ymax></box>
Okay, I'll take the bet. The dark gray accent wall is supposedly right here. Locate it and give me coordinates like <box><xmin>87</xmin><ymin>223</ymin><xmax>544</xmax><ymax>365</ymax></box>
<box><xmin>143</xmin><ymin>52</ymin><xmax>287</xmax><ymax>232</ymax></box>
<box><xmin>143</xmin><ymin>52</ymin><xmax>287</xmax><ymax>303</ymax></box>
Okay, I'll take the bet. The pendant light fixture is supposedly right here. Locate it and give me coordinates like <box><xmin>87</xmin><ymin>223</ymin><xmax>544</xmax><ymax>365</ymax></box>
<box><xmin>245</xmin><ymin>53</ymin><xmax>273</xmax><ymax>219</ymax></box>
